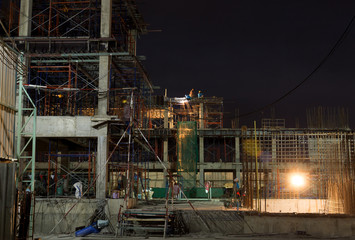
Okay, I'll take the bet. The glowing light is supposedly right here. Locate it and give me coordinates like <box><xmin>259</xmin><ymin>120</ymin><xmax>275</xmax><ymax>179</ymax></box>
<box><xmin>290</xmin><ymin>174</ymin><xmax>305</xmax><ymax>187</ymax></box>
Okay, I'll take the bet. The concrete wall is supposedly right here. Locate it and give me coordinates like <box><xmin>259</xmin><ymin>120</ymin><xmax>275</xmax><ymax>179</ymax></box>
<box><xmin>254</xmin><ymin>199</ymin><xmax>342</xmax><ymax>214</ymax></box>
<box><xmin>245</xmin><ymin>214</ymin><xmax>355</xmax><ymax>238</ymax></box>
<box><xmin>181</xmin><ymin>210</ymin><xmax>355</xmax><ymax>238</ymax></box>
<box><xmin>34</xmin><ymin>198</ymin><xmax>136</xmax><ymax>234</ymax></box>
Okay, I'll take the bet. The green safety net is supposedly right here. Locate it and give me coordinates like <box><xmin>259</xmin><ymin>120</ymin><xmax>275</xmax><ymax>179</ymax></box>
<box><xmin>177</xmin><ymin>121</ymin><xmax>198</xmax><ymax>192</ymax></box>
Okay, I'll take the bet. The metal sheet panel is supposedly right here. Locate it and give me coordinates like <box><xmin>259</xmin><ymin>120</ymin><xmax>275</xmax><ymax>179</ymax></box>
<box><xmin>0</xmin><ymin>44</ymin><xmax>17</xmax><ymax>160</ymax></box>
<box><xmin>0</xmin><ymin>162</ymin><xmax>17</xmax><ymax>240</ymax></box>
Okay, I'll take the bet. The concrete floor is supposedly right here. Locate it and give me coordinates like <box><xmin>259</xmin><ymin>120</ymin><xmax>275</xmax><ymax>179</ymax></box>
<box><xmin>34</xmin><ymin>200</ymin><xmax>355</xmax><ymax>239</ymax></box>
<box><xmin>35</xmin><ymin>233</ymin><xmax>355</xmax><ymax>240</ymax></box>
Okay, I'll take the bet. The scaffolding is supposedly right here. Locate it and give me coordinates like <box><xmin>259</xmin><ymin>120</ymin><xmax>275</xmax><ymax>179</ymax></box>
<box><xmin>2</xmin><ymin>0</ymin><xmax>155</xmax><ymax>200</ymax></box>
<box><xmin>167</xmin><ymin>97</ymin><xmax>224</xmax><ymax>129</ymax></box>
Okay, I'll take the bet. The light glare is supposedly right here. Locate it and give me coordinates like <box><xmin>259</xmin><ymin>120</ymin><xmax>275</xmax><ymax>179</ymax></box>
<box><xmin>290</xmin><ymin>174</ymin><xmax>305</xmax><ymax>187</ymax></box>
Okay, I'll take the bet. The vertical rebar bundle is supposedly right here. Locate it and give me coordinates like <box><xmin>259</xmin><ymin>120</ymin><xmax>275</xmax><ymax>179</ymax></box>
<box><xmin>241</xmin><ymin>129</ymin><xmax>355</xmax><ymax>214</ymax></box>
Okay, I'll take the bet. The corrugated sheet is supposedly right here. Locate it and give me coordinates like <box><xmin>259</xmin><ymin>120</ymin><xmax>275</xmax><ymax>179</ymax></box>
<box><xmin>0</xmin><ymin>44</ymin><xmax>17</xmax><ymax>160</ymax></box>
<box><xmin>0</xmin><ymin>162</ymin><xmax>17</xmax><ymax>240</ymax></box>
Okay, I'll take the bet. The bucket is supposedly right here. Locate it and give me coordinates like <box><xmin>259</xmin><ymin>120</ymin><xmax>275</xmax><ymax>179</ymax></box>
<box><xmin>56</xmin><ymin>186</ymin><xmax>63</xmax><ymax>196</ymax></box>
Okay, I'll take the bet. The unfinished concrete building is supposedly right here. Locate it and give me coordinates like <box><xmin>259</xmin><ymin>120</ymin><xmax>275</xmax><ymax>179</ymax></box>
<box><xmin>0</xmin><ymin>0</ymin><xmax>354</xmax><ymax>239</ymax></box>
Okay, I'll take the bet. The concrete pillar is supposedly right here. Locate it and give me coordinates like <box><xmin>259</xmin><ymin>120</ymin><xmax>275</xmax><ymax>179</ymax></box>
<box><xmin>164</xmin><ymin>108</ymin><xmax>168</xmax><ymax>129</ymax></box>
<box><xmin>19</xmin><ymin>0</ymin><xmax>33</xmax><ymax>37</ymax></box>
<box><xmin>163</xmin><ymin>141</ymin><xmax>168</xmax><ymax>163</ymax></box>
<box><xmin>100</xmin><ymin>0</ymin><xmax>112</xmax><ymax>39</ymax></box>
<box><xmin>95</xmin><ymin>0</ymin><xmax>112</xmax><ymax>199</ymax></box>
<box><xmin>199</xmin><ymin>136</ymin><xmax>204</xmax><ymax>185</ymax></box>
<box><xmin>97</xmin><ymin>56</ymin><xmax>110</xmax><ymax>116</ymax></box>
<box><xmin>96</xmin><ymin>133</ymin><xmax>108</xmax><ymax>199</ymax></box>
<box><xmin>97</xmin><ymin>0</ymin><xmax>112</xmax><ymax>116</ymax></box>
<box><xmin>199</xmin><ymin>103</ymin><xmax>204</xmax><ymax>129</ymax></box>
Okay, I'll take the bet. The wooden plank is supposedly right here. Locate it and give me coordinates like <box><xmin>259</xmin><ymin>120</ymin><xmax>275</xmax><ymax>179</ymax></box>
<box><xmin>125</xmin><ymin>217</ymin><xmax>166</xmax><ymax>222</ymax></box>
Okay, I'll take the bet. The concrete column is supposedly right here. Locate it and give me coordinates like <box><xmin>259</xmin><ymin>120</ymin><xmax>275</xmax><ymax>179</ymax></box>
<box><xmin>96</xmin><ymin>133</ymin><xmax>108</xmax><ymax>198</ymax></box>
<box><xmin>97</xmin><ymin>0</ymin><xmax>111</xmax><ymax>197</ymax></box>
<box><xmin>19</xmin><ymin>0</ymin><xmax>33</xmax><ymax>37</ymax></box>
<box><xmin>97</xmin><ymin>56</ymin><xmax>110</xmax><ymax>116</ymax></box>
<box><xmin>235</xmin><ymin>137</ymin><xmax>241</xmax><ymax>181</ymax></box>
<box><xmin>164</xmin><ymin>108</ymin><xmax>169</xmax><ymax>129</ymax></box>
<box><xmin>199</xmin><ymin>103</ymin><xmax>204</xmax><ymax>129</ymax></box>
<box><xmin>163</xmin><ymin>141</ymin><xmax>168</xmax><ymax>163</ymax></box>
<box><xmin>199</xmin><ymin>136</ymin><xmax>204</xmax><ymax>185</ymax></box>
<box><xmin>97</xmin><ymin>0</ymin><xmax>112</xmax><ymax>116</ymax></box>
<box><xmin>100</xmin><ymin>0</ymin><xmax>112</xmax><ymax>39</ymax></box>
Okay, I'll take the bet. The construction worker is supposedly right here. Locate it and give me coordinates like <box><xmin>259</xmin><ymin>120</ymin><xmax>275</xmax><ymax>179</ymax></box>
<box><xmin>198</xmin><ymin>90</ymin><xmax>204</xmax><ymax>98</ymax></box>
<box><xmin>185</xmin><ymin>88</ymin><xmax>195</xmax><ymax>100</ymax></box>
<box><xmin>233</xmin><ymin>178</ymin><xmax>241</xmax><ymax>211</ymax></box>
<box><xmin>189</xmin><ymin>88</ymin><xmax>195</xmax><ymax>98</ymax></box>
<box><xmin>233</xmin><ymin>178</ymin><xmax>240</xmax><ymax>197</ymax></box>
<box><xmin>173</xmin><ymin>181</ymin><xmax>180</xmax><ymax>199</ymax></box>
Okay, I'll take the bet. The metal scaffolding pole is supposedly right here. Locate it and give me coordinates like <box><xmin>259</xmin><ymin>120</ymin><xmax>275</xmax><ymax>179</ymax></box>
<box><xmin>16</xmin><ymin>53</ymin><xmax>37</xmax><ymax>238</ymax></box>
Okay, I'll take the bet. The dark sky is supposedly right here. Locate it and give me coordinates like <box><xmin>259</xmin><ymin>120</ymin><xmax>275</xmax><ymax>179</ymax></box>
<box><xmin>137</xmin><ymin>0</ymin><xmax>355</xmax><ymax>128</ymax></box>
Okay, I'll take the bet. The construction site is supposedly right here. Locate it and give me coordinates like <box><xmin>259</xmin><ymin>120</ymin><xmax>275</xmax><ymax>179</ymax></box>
<box><xmin>0</xmin><ymin>0</ymin><xmax>354</xmax><ymax>239</ymax></box>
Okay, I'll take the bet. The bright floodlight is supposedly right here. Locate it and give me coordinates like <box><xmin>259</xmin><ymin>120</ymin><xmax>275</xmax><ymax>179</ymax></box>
<box><xmin>290</xmin><ymin>174</ymin><xmax>305</xmax><ymax>187</ymax></box>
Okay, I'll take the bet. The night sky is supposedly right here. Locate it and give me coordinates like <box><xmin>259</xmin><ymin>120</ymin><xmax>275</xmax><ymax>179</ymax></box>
<box><xmin>0</xmin><ymin>0</ymin><xmax>354</xmax><ymax>128</ymax></box>
<box><xmin>138</xmin><ymin>0</ymin><xmax>355</xmax><ymax>128</ymax></box>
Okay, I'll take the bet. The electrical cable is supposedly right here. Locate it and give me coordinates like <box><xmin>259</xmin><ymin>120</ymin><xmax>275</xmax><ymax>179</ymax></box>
<box><xmin>238</xmin><ymin>14</ymin><xmax>355</xmax><ymax>118</ymax></box>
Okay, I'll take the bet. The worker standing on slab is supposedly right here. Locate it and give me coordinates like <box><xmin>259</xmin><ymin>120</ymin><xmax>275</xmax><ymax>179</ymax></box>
<box><xmin>189</xmin><ymin>88</ymin><xmax>195</xmax><ymax>98</ymax></box>
<box><xmin>198</xmin><ymin>90</ymin><xmax>204</xmax><ymax>98</ymax></box>
<box><xmin>185</xmin><ymin>88</ymin><xmax>195</xmax><ymax>100</ymax></box>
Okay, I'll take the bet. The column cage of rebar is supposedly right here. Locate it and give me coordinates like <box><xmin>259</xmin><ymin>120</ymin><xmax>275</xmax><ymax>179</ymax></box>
<box><xmin>241</xmin><ymin>129</ymin><xmax>355</xmax><ymax>214</ymax></box>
